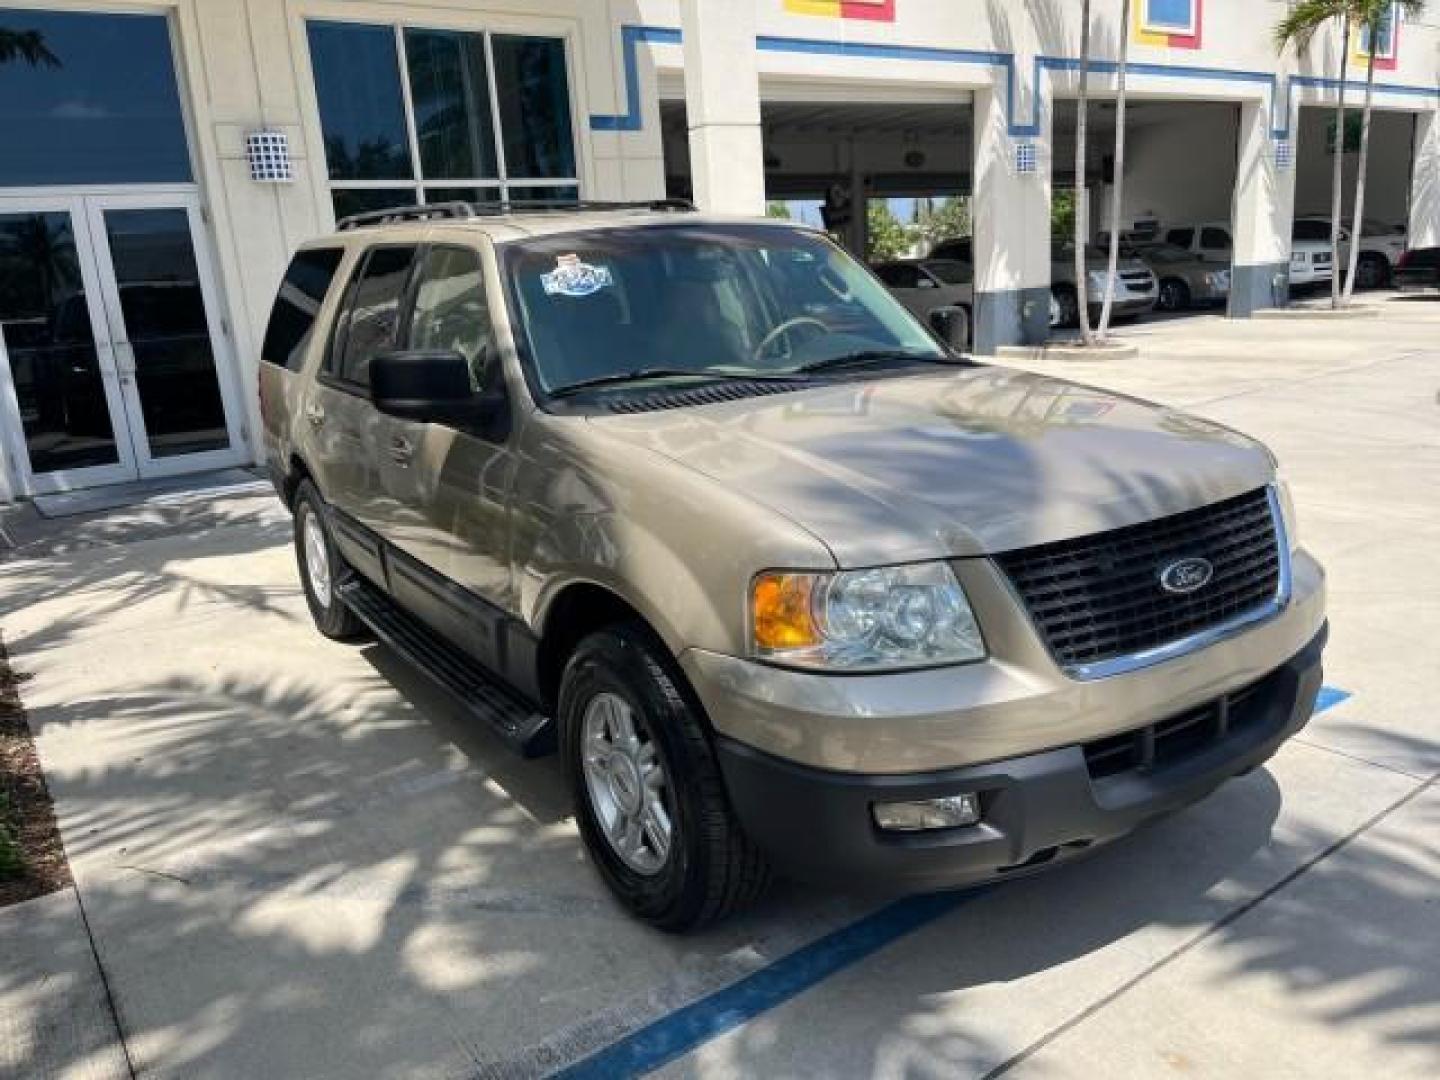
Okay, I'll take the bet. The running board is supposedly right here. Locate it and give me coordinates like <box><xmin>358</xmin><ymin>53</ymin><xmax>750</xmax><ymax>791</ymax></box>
<box><xmin>338</xmin><ymin>575</ymin><xmax>554</xmax><ymax>757</ymax></box>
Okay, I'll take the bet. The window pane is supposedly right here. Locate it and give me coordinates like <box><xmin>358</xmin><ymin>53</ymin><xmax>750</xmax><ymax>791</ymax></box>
<box><xmin>331</xmin><ymin>188</ymin><xmax>418</xmax><ymax>222</ymax></box>
<box><xmin>409</xmin><ymin>247</ymin><xmax>492</xmax><ymax>384</ymax></box>
<box><xmin>404</xmin><ymin>28</ymin><xmax>498</xmax><ymax>181</ymax></box>
<box><xmin>424</xmin><ymin>186</ymin><xmax>500</xmax><ymax>206</ymax></box>
<box><xmin>1200</xmin><ymin>228</ymin><xmax>1231</xmax><ymax>250</ymax></box>
<box><xmin>339</xmin><ymin>246</ymin><xmax>415</xmax><ymax>386</ymax></box>
<box><xmin>492</xmin><ymin>36</ymin><xmax>576</xmax><ymax>179</ymax></box>
<box><xmin>307</xmin><ymin>21</ymin><xmax>412</xmax><ymax>180</ymax></box>
<box><xmin>263</xmin><ymin>248</ymin><xmax>344</xmax><ymax>371</ymax></box>
<box><xmin>102</xmin><ymin>208</ymin><xmax>230</xmax><ymax>458</ymax></box>
<box><xmin>0</xmin><ymin>210</ymin><xmax>120</xmax><ymax>471</ymax></box>
<box><xmin>1145</xmin><ymin>0</ymin><xmax>1194</xmax><ymax>30</ymax></box>
<box><xmin>1166</xmin><ymin>228</ymin><xmax>1195</xmax><ymax>248</ymax></box>
<box><xmin>0</xmin><ymin>10</ymin><xmax>190</xmax><ymax>185</ymax></box>
<box><xmin>508</xmin><ymin>185</ymin><xmax>579</xmax><ymax>204</ymax></box>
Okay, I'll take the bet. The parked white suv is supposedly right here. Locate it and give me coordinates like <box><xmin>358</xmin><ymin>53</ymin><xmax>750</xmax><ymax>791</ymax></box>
<box><xmin>1293</xmin><ymin>216</ymin><xmax>1406</xmax><ymax>289</ymax></box>
<box><xmin>1163</xmin><ymin>221</ymin><xmax>1333</xmax><ymax>289</ymax></box>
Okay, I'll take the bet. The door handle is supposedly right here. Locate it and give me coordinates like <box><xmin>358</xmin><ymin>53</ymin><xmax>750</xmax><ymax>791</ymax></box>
<box><xmin>305</xmin><ymin>404</ymin><xmax>326</xmax><ymax>428</ymax></box>
<box><xmin>388</xmin><ymin>436</ymin><xmax>413</xmax><ymax>466</ymax></box>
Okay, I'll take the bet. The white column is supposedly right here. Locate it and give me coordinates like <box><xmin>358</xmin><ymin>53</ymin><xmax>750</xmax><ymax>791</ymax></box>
<box><xmin>1409</xmin><ymin>110</ymin><xmax>1440</xmax><ymax>248</ymax></box>
<box><xmin>1229</xmin><ymin>99</ymin><xmax>1296</xmax><ymax>315</ymax></box>
<box><xmin>680</xmin><ymin>0</ymin><xmax>765</xmax><ymax>215</ymax></box>
<box><xmin>971</xmin><ymin>86</ymin><xmax>1052</xmax><ymax>353</ymax></box>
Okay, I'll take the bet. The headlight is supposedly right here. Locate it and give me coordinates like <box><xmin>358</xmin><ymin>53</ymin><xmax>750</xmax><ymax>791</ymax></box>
<box><xmin>1206</xmin><ymin>271</ymin><xmax>1231</xmax><ymax>290</ymax></box>
<box><xmin>751</xmin><ymin>562</ymin><xmax>986</xmax><ymax>672</ymax></box>
<box><xmin>1087</xmin><ymin>270</ymin><xmax>1111</xmax><ymax>291</ymax></box>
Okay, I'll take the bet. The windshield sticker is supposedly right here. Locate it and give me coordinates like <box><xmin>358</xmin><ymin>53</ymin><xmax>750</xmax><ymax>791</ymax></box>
<box><xmin>541</xmin><ymin>254</ymin><xmax>614</xmax><ymax>297</ymax></box>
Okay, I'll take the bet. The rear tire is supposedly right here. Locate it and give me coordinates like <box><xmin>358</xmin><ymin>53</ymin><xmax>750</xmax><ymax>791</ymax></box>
<box><xmin>293</xmin><ymin>480</ymin><xmax>366</xmax><ymax>641</ymax></box>
<box><xmin>561</xmin><ymin>623</ymin><xmax>770</xmax><ymax>931</ymax></box>
<box><xmin>1355</xmin><ymin>253</ymin><xmax>1390</xmax><ymax>290</ymax></box>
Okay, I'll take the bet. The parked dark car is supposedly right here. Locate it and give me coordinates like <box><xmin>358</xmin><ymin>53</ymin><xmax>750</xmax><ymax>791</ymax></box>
<box><xmin>1394</xmin><ymin>247</ymin><xmax>1440</xmax><ymax>292</ymax></box>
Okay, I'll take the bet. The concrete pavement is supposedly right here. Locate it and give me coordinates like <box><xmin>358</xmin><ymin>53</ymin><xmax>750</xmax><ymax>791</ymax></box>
<box><xmin>1</xmin><ymin>294</ymin><xmax>1436</xmax><ymax>1078</ymax></box>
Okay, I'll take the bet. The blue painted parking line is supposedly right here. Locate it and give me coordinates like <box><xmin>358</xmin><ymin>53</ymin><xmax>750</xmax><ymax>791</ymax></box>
<box><xmin>561</xmin><ymin>687</ymin><xmax>1356</xmax><ymax>1077</ymax></box>
<box><xmin>556</xmin><ymin>889</ymin><xmax>987</xmax><ymax>1078</ymax></box>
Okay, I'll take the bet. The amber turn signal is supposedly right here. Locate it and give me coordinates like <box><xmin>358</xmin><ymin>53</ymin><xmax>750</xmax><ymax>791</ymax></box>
<box><xmin>751</xmin><ymin>573</ymin><xmax>822</xmax><ymax>650</ymax></box>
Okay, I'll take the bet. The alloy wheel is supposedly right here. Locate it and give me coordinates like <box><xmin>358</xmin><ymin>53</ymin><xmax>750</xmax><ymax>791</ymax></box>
<box><xmin>580</xmin><ymin>691</ymin><xmax>672</xmax><ymax>875</ymax></box>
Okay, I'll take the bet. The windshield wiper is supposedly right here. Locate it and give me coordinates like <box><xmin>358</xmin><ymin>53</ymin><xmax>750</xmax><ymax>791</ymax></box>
<box><xmin>795</xmin><ymin>350</ymin><xmax>960</xmax><ymax>376</ymax></box>
<box><xmin>550</xmin><ymin>367</ymin><xmax>808</xmax><ymax>398</ymax></box>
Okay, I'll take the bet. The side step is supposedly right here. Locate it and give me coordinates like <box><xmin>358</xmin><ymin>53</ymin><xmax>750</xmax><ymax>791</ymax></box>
<box><xmin>337</xmin><ymin>575</ymin><xmax>554</xmax><ymax>758</ymax></box>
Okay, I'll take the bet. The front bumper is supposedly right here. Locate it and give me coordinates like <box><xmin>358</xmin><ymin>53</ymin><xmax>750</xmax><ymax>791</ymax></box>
<box><xmin>716</xmin><ymin>625</ymin><xmax>1326</xmax><ymax>892</ymax></box>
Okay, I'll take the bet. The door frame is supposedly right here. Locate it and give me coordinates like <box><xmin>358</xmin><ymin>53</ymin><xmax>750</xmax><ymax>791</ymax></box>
<box><xmin>0</xmin><ymin>193</ymin><xmax>142</xmax><ymax>495</ymax></box>
<box><xmin>0</xmin><ymin>187</ymin><xmax>247</xmax><ymax>495</ymax></box>
<box><xmin>82</xmin><ymin>190</ymin><xmax>248</xmax><ymax>479</ymax></box>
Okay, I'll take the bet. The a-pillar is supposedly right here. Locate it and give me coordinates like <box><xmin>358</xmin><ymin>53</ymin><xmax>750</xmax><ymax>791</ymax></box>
<box><xmin>679</xmin><ymin>0</ymin><xmax>765</xmax><ymax>215</ymax></box>
<box><xmin>1229</xmin><ymin>99</ymin><xmax>1296</xmax><ymax>316</ymax></box>
<box><xmin>971</xmin><ymin>86</ymin><xmax>1052</xmax><ymax>354</ymax></box>
<box><xmin>1409</xmin><ymin>110</ymin><xmax>1440</xmax><ymax>248</ymax></box>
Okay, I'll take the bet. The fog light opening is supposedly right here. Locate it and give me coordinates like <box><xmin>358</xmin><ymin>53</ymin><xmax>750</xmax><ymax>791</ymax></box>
<box><xmin>873</xmin><ymin>794</ymin><xmax>981</xmax><ymax>833</ymax></box>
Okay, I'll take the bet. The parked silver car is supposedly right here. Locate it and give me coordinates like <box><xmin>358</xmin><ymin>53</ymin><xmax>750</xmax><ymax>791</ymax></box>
<box><xmin>872</xmin><ymin>257</ymin><xmax>973</xmax><ymax>348</ymax></box>
<box><xmin>1050</xmin><ymin>241</ymin><xmax>1159</xmax><ymax>327</ymax></box>
<box><xmin>1128</xmin><ymin>243</ymin><xmax>1232</xmax><ymax>311</ymax></box>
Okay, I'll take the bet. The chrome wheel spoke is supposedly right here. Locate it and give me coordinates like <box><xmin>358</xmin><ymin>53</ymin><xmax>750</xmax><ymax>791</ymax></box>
<box><xmin>579</xmin><ymin>691</ymin><xmax>673</xmax><ymax>877</ymax></box>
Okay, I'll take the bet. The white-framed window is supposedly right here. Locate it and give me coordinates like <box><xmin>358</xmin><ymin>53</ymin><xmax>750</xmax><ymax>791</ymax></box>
<box><xmin>304</xmin><ymin>19</ymin><xmax>580</xmax><ymax>221</ymax></box>
<box><xmin>1359</xmin><ymin>4</ymin><xmax>1398</xmax><ymax>60</ymax></box>
<box><xmin>1141</xmin><ymin>0</ymin><xmax>1198</xmax><ymax>37</ymax></box>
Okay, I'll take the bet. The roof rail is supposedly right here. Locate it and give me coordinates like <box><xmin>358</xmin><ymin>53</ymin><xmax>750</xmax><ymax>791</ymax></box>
<box><xmin>336</xmin><ymin>198</ymin><xmax>696</xmax><ymax>231</ymax></box>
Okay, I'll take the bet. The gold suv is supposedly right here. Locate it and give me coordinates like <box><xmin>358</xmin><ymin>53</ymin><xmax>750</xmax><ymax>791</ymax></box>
<box><xmin>259</xmin><ymin>201</ymin><xmax>1328</xmax><ymax>930</ymax></box>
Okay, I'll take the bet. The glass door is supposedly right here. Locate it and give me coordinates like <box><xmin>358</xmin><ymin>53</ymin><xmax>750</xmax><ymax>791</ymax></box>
<box><xmin>0</xmin><ymin>196</ymin><xmax>139</xmax><ymax>493</ymax></box>
<box><xmin>84</xmin><ymin>193</ymin><xmax>246</xmax><ymax>478</ymax></box>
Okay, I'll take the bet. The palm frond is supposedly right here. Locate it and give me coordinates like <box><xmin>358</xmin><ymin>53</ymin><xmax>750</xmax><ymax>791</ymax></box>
<box><xmin>1274</xmin><ymin>0</ymin><xmax>1348</xmax><ymax>53</ymax></box>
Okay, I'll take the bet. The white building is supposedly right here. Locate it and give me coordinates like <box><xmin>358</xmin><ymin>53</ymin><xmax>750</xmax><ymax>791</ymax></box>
<box><xmin>1</xmin><ymin>0</ymin><xmax>1437</xmax><ymax>503</ymax></box>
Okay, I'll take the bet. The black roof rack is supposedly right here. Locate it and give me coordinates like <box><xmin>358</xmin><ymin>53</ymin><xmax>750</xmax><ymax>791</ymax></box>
<box><xmin>335</xmin><ymin>199</ymin><xmax>696</xmax><ymax>231</ymax></box>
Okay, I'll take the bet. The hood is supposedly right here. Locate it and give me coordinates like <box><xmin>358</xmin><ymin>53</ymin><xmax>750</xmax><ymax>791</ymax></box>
<box><xmin>589</xmin><ymin>367</ymin><xmax>1274</xmax><ymax>566</ymax></box>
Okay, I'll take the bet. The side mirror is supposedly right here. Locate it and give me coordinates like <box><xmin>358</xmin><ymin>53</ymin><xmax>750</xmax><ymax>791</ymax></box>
<box><xmin>371</xmin><ymin>349</ymin><xmax>496</xmax><ymax>426</ymax></box>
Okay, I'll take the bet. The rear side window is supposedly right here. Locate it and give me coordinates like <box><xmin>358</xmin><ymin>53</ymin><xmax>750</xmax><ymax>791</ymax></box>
<box><xmin>876</xmin><ymin>264</ymin><xmax>921</xmax><ymax>289</ymax></box>
<box><xmin>332</xmin><ymin>245</ymin><xmax>417</xmax><ymax>386</ymax></box>
<box><xmin>261</xmin><ymin>248</ymin><xmax>343</xmax><ymax>370</ymax></box>
<box><xmin>1165</xmin><ymin>228</ymin><xmax>1195</xmax><ymax>249</ymax></box>
<box><xmin>1200</xmin><ymin>227</ymin><xmax>1232</xmax><ymax>251</ymax></box>
<box><xmin>1293</xmin><ymin>220</ymin><xmax>1331</xmax><ymax>242</ymax></box>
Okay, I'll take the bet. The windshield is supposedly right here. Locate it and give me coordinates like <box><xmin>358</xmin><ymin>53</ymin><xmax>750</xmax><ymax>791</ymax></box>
<box><xmin>502</xmin><ymin>224</ymin><xmax>945</xmax><ymax>394</ymax></box>
<box><xmin>923</xmin><ymin>259</ymin><xmax>972</xmax><ymax>285</ymax></box>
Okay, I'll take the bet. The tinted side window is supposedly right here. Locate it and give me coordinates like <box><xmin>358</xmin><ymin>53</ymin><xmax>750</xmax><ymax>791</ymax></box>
<box><xmin>1200</xmin><ymin>228</ymin><xmax>1232</xmax><ymax>251</ymax></box>
<box><xmin>262</xmin><ymin>248</ymin><xmax>344</xmax><ymax>370</ymax></box>
<box><xmin>1166</xmin><ymin>228</ymin><xmax>1195</xmax><ymax>249</ymax></box>
<box><xmin>408</xmin><ymin>246</ymin><xmax>493</xmax><ymax>385</ymax></box>
<box><xmin>337</xmin><ymin>246</ymin><xmax>417</xmax><ymax>386</ymax></box>
<box><xmin>876</xmin><ymin>264</ymin><xmax>920</xmax><ymax>289</ymax></box>
<box><xmin>1292</xmin><ymin>221</ymin><xmax>1331</xmax><ymax>242</ymax></box>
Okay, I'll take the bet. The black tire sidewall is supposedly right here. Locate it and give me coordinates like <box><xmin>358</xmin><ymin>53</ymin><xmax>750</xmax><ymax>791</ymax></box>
<box><xmin>560</xmin><ymin>627</ymin><xmax>718</xmax><ymax>928</ymax></box>
<box><xmin>1160</xmin><ymin>279</ymin><xmax>1189</xmax><ymax>311</ymax></box>
<box><xmin>1054</xmin><ymin>285</ymin><xmax>1079</xmax><ymax>327</ymax></box>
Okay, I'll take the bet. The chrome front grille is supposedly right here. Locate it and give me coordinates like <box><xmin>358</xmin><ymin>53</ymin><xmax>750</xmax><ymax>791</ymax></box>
<box><xmin>996</xmin><ymin>488</ymin><xmax>1284</xmax><ymax>676</ymax></box>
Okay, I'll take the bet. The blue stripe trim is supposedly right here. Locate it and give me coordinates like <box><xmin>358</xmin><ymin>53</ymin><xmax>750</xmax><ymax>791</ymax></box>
<box><xmin>1314</xmin><ymin>686</ymin><xmax>1352</xmax><ymax>714</ymax></box>
<box><xmin>587</xmin><ymin>23</ymin><xmax>1440</xmax><ymax>139</ymax></box>
<box><xmin>555</xmin><ymin>890</ymin><xmax>978</xmax><ymax>1078</ymax></box>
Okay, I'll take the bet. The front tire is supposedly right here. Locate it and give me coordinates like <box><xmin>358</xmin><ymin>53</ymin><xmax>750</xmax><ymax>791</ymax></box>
<box><xmin>293</xmin><ymin>480</ymin><xmax>366</xmax><ymax>641</ymax></box>
<box><xmin>1158</xmin><ymin>278</ymin><xmax>1191</xmax><ymax>312</ymax></box>
<box><xmin>561</xmin><ymin>624</ymin><xmax>770</xmax><ymax>930</ymax></box>
<box><xmin>1355</xmin><ymin>253</ymin><xmax>1390</xmax><ymax>290</ymax></box>
<box><xmin>1052</xmin><ymin>285</ymin><xmax>1080</xmax><ymax>328</ymax></box>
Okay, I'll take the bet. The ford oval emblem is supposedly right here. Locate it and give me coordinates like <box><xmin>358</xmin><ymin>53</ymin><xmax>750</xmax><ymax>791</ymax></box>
<box><xmin>1159</xmin><ymin>557</ymin><xmax>1214</xmax><ymax>595</ymax></box>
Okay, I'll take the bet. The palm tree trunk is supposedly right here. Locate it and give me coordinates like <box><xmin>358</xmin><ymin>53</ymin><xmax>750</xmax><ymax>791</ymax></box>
<box><xmin>1329</xmin><ymin>20</ymin><xmax>1350</xmax><ymax>309</ymax></box>
<box><xmin>1098</xmin><ymin>0</ymin><xmax>1132</xmax><ymax>337</ymax></box>
<box><xmin>1075</xmin><ymin>0</ymin><xmax>1095</xmax><ymax>346</ymax></box>
<box><xmin>1344</xmin><ymin>27</ymin><xmax>1378</xmax><ymax>300</ymax></box>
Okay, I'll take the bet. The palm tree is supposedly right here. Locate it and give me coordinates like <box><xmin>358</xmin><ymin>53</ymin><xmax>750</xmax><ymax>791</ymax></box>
<box><xmin>1097</xmin><ymin>0</ymin><xmax>1133</xmax><ymax>337</ymax></box>
<box><xmin>0</xmin><ymin>27</ymin><xmax>60</xmax><ymax>67</ymax></box>
<box><xmin>1074</xmin><ymin>0</ymin><xmax>1096</xmax><ymax>345</ymax></box>
<box><xmin>1343</xmin><ymin>1</ymin><xmax>1425</xmax><ymax>299</ymax></box>
<box><xmin>1276</xmin><ymin>1</ymin><xmax>1353</xmax><ymax>309</ymax></box>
